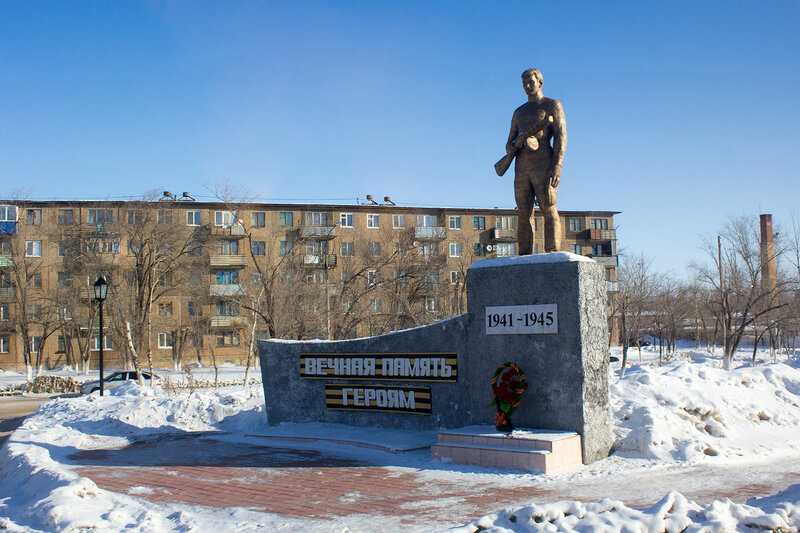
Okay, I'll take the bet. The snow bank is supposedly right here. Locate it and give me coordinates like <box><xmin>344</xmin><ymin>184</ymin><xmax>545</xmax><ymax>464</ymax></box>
<box><xmin>454</xmin><ymin>490</ymin><xmax>800</xmax><ymax>532</ymax></box>
<box><xmin>470</xmin><ymin>251</ymin><xmax>594</xmax><ymax>270</ymax></box>
<box><xmin>0</xmin><ymin>382</ymin><xmax>266</xmax><ymax>531</ymax></box>
<box><xmin>611</xmin><ymin>359</ymin><xmax>800</xmax><ymax>462</ymax></box>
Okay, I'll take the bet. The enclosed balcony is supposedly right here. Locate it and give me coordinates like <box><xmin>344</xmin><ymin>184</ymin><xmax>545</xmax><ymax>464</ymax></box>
<box><xmin>209</xmin><ymin>284</ymin><xmax>244</xmax><ymax>297</ymax></box>
<box><xmin>414</xmin><ymin>226</ymin><xmax>447</xmax><ymax>241</ymax></box>
<box><xmin>592</xmin><ymin>256</ymin><xmax>619</xmax><ymax>268</ymax></box>
<box><xmin>299</xmin><ymin>226</ymin><xmax>336</xmax><ymax>240</ymax></box>
<box><xmin>0</xmin><ymin>256</ymin><xmax>13</xmax><ymax>269</ymax></box>
<box><xmin>210</xmin><ymin>316</ymin><xmax>248</xmax><ymax>329</ymax></box>
<box><xmin>583</xmin><ymin>228</ymin><xmax>617</xmax><ymax>241</ymax></box>
<box><xmin>492</xmin><ymin>228</ymin><xmax>517</xmax><ymax>242</ymax></box>
<box><xmin>209</xmin><ymin>255</ymin><xmax>247</xmax><ymax>268</ymax></box>
<box><xmin>607</xmin><ymin>281</ymin><xmax>620</xmax><ymax>292</ymax></box>
<box><xmin>302</xmin><ymin>254</ymin><xmax>337</xmax><ymax>268</ymax></box>
<box><xmin>211</xmin><ymin>224</ymin><xmax>247</xmax><ymax>238</ymax></box>
<box><xmin>0</xmin><ymin>287</ymin><xmax>14</xmax><ymax>300</ymax></box>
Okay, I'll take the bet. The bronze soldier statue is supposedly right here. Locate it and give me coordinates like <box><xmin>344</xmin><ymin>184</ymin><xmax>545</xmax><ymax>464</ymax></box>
<box><xmin>495</xmin><ymin>68</ymin><xmax>567</xmax><ymax>254</ymax></box>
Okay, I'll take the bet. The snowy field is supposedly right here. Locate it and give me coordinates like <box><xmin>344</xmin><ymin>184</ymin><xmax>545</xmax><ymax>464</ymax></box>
<box><xmin>2</xmin><ymin>349</ymin><xmax>800</xmax><ymax>531</ymax></box>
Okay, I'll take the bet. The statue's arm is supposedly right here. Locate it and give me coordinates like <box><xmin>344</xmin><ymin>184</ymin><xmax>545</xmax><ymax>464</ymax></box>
<box><xmin>549</xmin><ymin>100</ymin><xmax>567</xmax><ymax>187</ymax></box>
<box><xmin>505</xmin><ymin>111</ymin><xmax>519</xmax><ymax>155</ymax></box>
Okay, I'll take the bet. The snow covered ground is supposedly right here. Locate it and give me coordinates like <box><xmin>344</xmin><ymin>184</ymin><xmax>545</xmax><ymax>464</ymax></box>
<box><xmin>2</xmin><ymin>349</ymin><xmax>800</xmax><ymax>531</ymax></box>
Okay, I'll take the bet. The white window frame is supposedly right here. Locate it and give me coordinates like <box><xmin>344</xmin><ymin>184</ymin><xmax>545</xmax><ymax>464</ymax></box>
<box><xmin>592</xmin><ymin>218</ymin><xmax>609</xmax><ymax>230</ymax></box>
<box><xmin>367</xmin><ymin>214</ymin><xmax>380</xmax><ymax>229</ymax></box>
<box><xmin>369</xmin><ymin>298</ymin><xmax>382</xmax><ymax>313</ymax></box>
<box><xmin>472</xmin><ymin>215</ymin><xmax>486</xmax><ymax>230</ymax></box>
<box><xmin>367</xmin><ymin>269</ymin><xmax>377</xmax><ymax>287</ymax></box>
<box><xmin>448</xmin><ymin>216</ymin><xmax>461</xmax><ymax>230</ymax></box>
<box><xmin>339</xmin><ymin>212</ymin><xmax>353</xmax><ymax>228</ymax></box>
<box><xmin>158</xmin><ymin>332</ymin><xmax>173</xmax><ymax>349</ymax></box>
<box><xmin>251</xmin><ymin>211</ymin><xmax>266</xmax><ymax>228</ymax></box>
<box><xmin>186</xmin><ymin>210</ymin><xmax>201</xmax><ymax>226</ymax></box>
<box><xmin>0</xmin><ymin>303</ymin><xmax>7</xmax><ymax>320</ymax></box>
<box><xmin>0</xmin><ymin>335</ymin><xmax>8</xmax><ymax>353</ymax></box>
<box><xmin>448</xmin><ymin>242</ymin><xmax>462</xmax><ymax>257</ymax></box>
<box><xmin>496</xmin><ymin>242</ymin><xmax>516</xmax><ymax>257</ymax></box>
<box><xmin>567</xmin><ymin>217</ymin><xmax>582</xmax><ymax>233</ymax></box>
<box><xmin>25</xmin><ymin>240</ymin><xmax>42</xmax><ymax>257</ymax></box>
<box><xmin>340</xmin><ymin>241</ymin><xmax>354</xmax><ymax>257</ymax></box>
<box><xmin>0</xmin><ymin>205</ymin><xmax>17</xmax><ymax>222</ymax></box>
<box><xmin>30</xmin><ymin>336</ymin><xmax>43</xmax><ymax>354</ymax></box>
<box><xmin>214</xmin><ymin>211</ymin><xmax>234</xmax><ymax>227</ymax></box>
<box><xmin>496</xmin><ymin>216</ymin><xmax>514</xmax><ymax>230</ymax></box>
<box><xmin>425</xmin><ymin>296</ymin><xmax>437</xmax><ymax>313</ymax></box>
<box><xmin>417</xmin><ymin>214</ymin><xmax>438</xmax><ymax>228</ymax></box>
<box><xmin>91</xmin><ymin>334</ymin><xmax>112</xmax><ymax>351</ymax></box>
<box><xmin>392</xmin><ymin>214</ymin><xmax>405</xmax><ymax>229</ymax></box>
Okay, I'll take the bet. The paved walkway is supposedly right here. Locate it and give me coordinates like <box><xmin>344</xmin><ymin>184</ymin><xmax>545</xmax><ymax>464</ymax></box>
<box><xmin>67</xmin><ymin>433</ymin><xmax>800</xmax><ymax>530</ymax></box>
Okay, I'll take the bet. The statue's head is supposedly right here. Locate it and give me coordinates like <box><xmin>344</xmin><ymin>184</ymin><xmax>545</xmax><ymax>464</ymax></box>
<box><xmin>521</xmin><ymin>68</ymin><xmax>544</xmax><ymax>98</ymax></box>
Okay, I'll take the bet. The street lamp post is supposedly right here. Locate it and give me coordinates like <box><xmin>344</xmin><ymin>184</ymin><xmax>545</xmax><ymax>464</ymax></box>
<box><xmin>93</xmin><ymin>276</ymin><xmax>108</xmax><ymax>396</ymax></box>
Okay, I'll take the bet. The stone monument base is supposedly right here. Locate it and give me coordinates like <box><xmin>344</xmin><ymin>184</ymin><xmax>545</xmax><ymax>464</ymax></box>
<box><xmin>431</xmin><ymin>426</ymin><xmax>582</xmax><ymax>474</ymax></box>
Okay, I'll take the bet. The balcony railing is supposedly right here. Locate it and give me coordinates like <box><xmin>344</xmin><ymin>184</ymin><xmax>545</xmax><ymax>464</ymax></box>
<box><xmin>414</xmin><ymin>227</ymin><xmax>447</xmax><ymax>241</ymax></box>
<box><xmin>583</xmin><ymin>228</ymin><xmax>617</xmax><ymax>241</ymax></box>
<box><xmin>0</xmin><ymin>256</ymin><xmax>13</xmax><ymax>269</ymax></box>
<box><xmin>210</xmin><ymin>316</ymin><xmax>248</xmax><ymax>329</ymax></box>
<box><xmin>0</xmin><ymin>287</ymin><xmax>14</xmax><ymax>300</ymax></box>
<box><xmin>299</xmin><ymin>226</ymin><xmax>336</xmax><ymax>240</ymax></box>
<box><xmin>492</xmin><ymin>228</ymin><xmax>517</xmax><ymax>242</ymax></box>
<box><xmin>302</xmin><ymin>254</ymin><xmax>337</xmax><ymax>268</ymax></box>
<box><xmin>212</xmin><ymin>224</ymin><xmax>247</xmax><ymax>238</ymax></box>
<box><xmin>592</xmin><ymin>256</ymin><xmax>618</xmax><ymax>267</ymax></box>
<box><xmin>209</xmin><ymin>284</ymin><xmax>244</xmax><ymax>297</ymax></box>
<box><xmin>0</xmin><ymin>221</ymin><xmax>17</xmax><ymax>235</ymax></box>
<box><xmin>209</xmin><ymin>255</ymin><xmax>248</xmax><ymax>268</ymax></box>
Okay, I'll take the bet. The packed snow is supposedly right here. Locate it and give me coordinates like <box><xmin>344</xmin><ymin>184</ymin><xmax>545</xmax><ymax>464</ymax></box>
<box><xmin>2</xmin><ymin>351</ymin><xmax>800</xmax><ymax>531</ymax></box>
<box><xmin>470</xmin><ymin>251</ymin><xmax>594</xmax><ymax>270</ymax></box>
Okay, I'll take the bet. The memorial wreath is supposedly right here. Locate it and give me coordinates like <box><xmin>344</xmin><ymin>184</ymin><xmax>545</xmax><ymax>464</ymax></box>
<box><xmin>491</xmin><ymin>362</ymin><xmax>528</xmax><ymax>433</ymax></box>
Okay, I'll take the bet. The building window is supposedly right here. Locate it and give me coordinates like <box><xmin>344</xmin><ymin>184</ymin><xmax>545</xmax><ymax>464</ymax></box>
<box><xmin>0</xmin><ymin>304</ymin><xmax>8</xmax><ymax>320</ymax></box>
<box><xmin>279</xmin><ymin>211</ymin><xmax>293</xmax><ymax>227</ymax></box>
<box><xmin>60</xmin><ymin>306</ymin><xmax>71</xmax><ymax>321</ymax></box>
<box><xmin>425</xmin><ymin>296</ymin><xmax>437</xmax><ymax>313</ymax></box>
<box><xmin>127</xmin><ymin>210</ymin><xmax>144</xmax><ymax>225</ymax></box>
<box><xmin>57</xmin><ymin>271</ymin><xmax>72</xmax><ymax>288</ymax></box>
<box><xmin>214</xmin><ymin>211</ymin><xmax>235</xmax><ymax>227</ymax></box>
<box><xmin>473</xmin><ymin>243</ymin><xmax>486</xmax><ymax>256</ymax></box>
<box><xmin>31</xmin><ymin>272</ymin><xmax>42</xmax><ymax>289</ymax></box>
<box><xmin>367</xmin><ymin>269</ymin><xmax>377</xmax><ymax>287</ymax></box>
<box><xmin>450</xmin><ymin>271</ymin><xmax>461</xmax><ymax>284</ymax></box>
<box><xmin>392</xmin><ymin>214</ymin><xmax>405</xmax><ymax>229</ymax></box>
<box><xmin>0</xmin><ymin>206</ymin><xmax>17</xmax><ymax>222</ymax></box>
<box><xmin>188</xmin><ymin>301</ymin><xmax>200</xmax><ymax>317</ymax></box>
<box><xmin>57</xmin><ymin>209</ymin><xmax>74</xmax><ymax>225</ymax></box>
<box><xmin>0</xmin><ymin>335</ymin><xmax>8</xmax><ymax>354</ymax></box>
<box><xmin>57</xmin><ymin>335</ymin><xmax>67</xmax><ymax>353</ymax></box>
<box><xmin>496</xmin><ymin>243</ymin><xmax>516</xmax><ymax>257</ymax></box>
<box><xmin>86</xmin><ymin>239</ymin><xmax>119</xmax><ymax>254</ymax></box>
<box><xmin>58</xmin><ymin>241</ymin><xmax>66</xmax><ymax>257</ymax></box>
<box><xmin>186</xmin><ymin>210</ymin><xmax>201</xmax><ymax>226</ymax></box>
<box><xmin>420</xmin><ymin>242</ymin><xmax>436</xmax><ymax>257</ymax></box>
<box><xmin>340</xmin><ymin>241</ymin><xmax>354</xmax><ymax>256</ymax></box>
<box><xmin>26</xmin><ymin>209</ymin><xmax>42</xmax><ymax>225</ymax></box>
<box><xmin>88</xmin><ymin>208</ymin><xmax>114</xmax><ymax>225</ymax></box>
<box><xmin>216</xmin><ymin>301</ymin><xmax>239</xmax><ymax>316</ymax></box>
<box><xmin>417</xmin><ymin>214</ymin><xmax>438</xmax><ymax>227</ymax></box>
<box><xmin>472</xmin><ymin>216</ymin><xmax>486</xmax><ymax>230</ymax></box>
<box><xmin>30</xmin><ymin>336</ymin><xmax>43</xmax><ymax>354</ymax></box>
<box><xmin>368</xmin><ymin>241</ymin><xmax>381</xmax><ymax>257</ymax></box>
<box><xmin>369</xmin><ymin>298</ymin><xmax>382</xmax><ymax>313</ymax></box>
<box><xmin>215</xmin><ymin>270</ymin><xmax>239</xmax><ymax>284</ymax></box>
<box><xmin>251</xmin><ymin>241</ymin><xmax>266</xmax><ymax>256</ymax></box>
<box><xmin>158</xmin><ymin>332</ymin><xmax>173</xmax><ymax>349</ymax></box>
<box><xmin>593</xmin><ymin>218</ymin><xmax>609</xmax><ymax>230</ymax></box>
<box><xmin>592</xmin><ymin>243</ymin><xmax>610</xmax><ymax>257</ymax></box>
<box><xmin>448</xmin><ymin>216</ymin><xmax>462</xmax><ymax>230</ymax></box>
<box><xmin>216</xmin><ymin>331</ymin><xmax>240</xmax><ymax>347</ymax></box>
<box><xmin>567</xmin><ymin>217</ymin><xmax>582</xmax><ymax>232</ymax></box>
<box><xmin>367</xmin><ymin>214</ymin><xmax>380</xmax><ymax>229</ymax></box>
<box><xmin>25</xmin><ymin>240</ymin><xmax>42</xmax><ymax>257</ymax></box>
<box><xmin>157</xmin><ymin>210</ymin><xmax>173</xmax><ymax>225</ymax></box>
<box><xmin>158</xmin><ymin>303</ymin><xmax>173</xmax><ymax>317</ymax></box>
<box><xmin>496</xmin><ymin>216</ymin><xmax>514</xmax><ymax>230</ymax></box>
<box><xmin>279</xmin><ymin>239</ymin><xmax>292</xmax><ymax>256</ymax></box>
<box><xmin>448</xmin><ymin>242</ymin><xmax>462</xmax><ymax>257</ymax></box>
<box><xmin>339</xmin><ymin>213</ymin><xmax>353</xmax><ymax>228</ymax></box>
<box><xmin>573</xmin><ymin>244</ymin><xmax>582</xmax><ymax>255</ymax></box>
<box><xmin>0</xmin><ymin>240</ymin><xmax>11</xmax><ymax>255</ymax></box>
<box><xmin>251</xmin><ymin>212</ymin><xmax>266</xmax><ymax>228</ymax></box>
<box><xmin>304</xmin><ymin>212</ymin><xmax>331</xmax><ymax>226</ymax></box>
<box><xmin>218</xmin><ymin>239</ymin><xmax>239</xmax><ymax>256</ymax></box>
<box><xmin>92</xmin><ymin>334</ymin><xmax>112</xmax><ymax>351</ymax></box>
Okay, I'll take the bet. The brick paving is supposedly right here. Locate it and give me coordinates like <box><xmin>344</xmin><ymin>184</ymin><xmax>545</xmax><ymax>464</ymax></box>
<box><xmin>72</xmin><ymin>435</ymin><xmax>551</xmax><ymax>525</ymax></box>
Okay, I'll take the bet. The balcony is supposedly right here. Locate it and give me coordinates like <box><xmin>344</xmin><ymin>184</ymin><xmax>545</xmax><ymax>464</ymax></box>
<box><xmin>583</xmin><ymin>228</ymin><xmax>617</xmax><ymax>241</ymax></box>
<box><xmin>209</xmin><ymin>255</ymin><xmax>247</xmax><ymax>268</ymax></box>
<box><xmin>209</xmin><ymin>284</ymin><xmax>244</xmax><ymax>297</ymax></box>
<box><xmin>299</xmin><ymin>226</ymin><xmax>336</xmax><ymax>240</ymax></box>
<box><xmin>302</xmin><ymin>254</ymin><xmax>337</xmax><ymax>268</ymax></box>
<box><xmin>212</xmin><ymin>224</ymin><xmax>247</xmax><ymax>238</ymax></box>
<box><xmin>210</xmin><ymin>316</ymin><xmax>248</xmax><ymax>329</ymax></box>
<box><xmin>0</xmin><ymin>256</ymin><xmax>12</xmax><ymax>269</ymax></box>
<box><xmin>0</xmin><ymin>222</ymin><xmax>17</xmax><ymax>236</ymax></box>
<box><xmin>0</xmin><ymin>287</ymin><xmax>14</xmax><ymax>300</ymax></box>
<box><xmin>414</xmin><ymin>227</ymin><xmax>446</xmax><ymax>241</ymax></box>
<box><xmin>607</xmin><ymin>281</ymin><xmax>620</xmax><ymax>292</ymax></box>
<box><xmin>492</xmin><ymin>228</ymin><xmax>517</xmax><ymax>242</ymax></box>
<box><xmin>592</xmin><ymin>256</ymin><xmax>618</xmax><ymax>267</ymax></box>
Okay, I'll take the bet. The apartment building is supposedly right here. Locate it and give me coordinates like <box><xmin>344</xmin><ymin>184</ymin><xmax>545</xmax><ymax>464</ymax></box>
<box><xmin>0</xmin><ymin>198</ymin><xmax>620</xmax><ymax>371</ymax></box>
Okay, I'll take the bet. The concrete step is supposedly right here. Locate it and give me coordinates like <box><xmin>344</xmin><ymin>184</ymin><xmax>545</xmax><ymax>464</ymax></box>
<box><xmin>432</xmin><ymin>426</ymin><xmax>583</xmax><ymax>473</ymax></box>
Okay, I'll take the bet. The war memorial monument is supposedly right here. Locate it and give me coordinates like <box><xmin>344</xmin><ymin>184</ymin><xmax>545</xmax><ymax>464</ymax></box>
<box><xmin>258</xmin><ymin>69</ymin><xmax>613</xmax><ymax>472</ymax></box>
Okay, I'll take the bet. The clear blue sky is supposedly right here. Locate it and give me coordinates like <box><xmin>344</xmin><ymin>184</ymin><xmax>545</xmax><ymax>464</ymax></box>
<box><xmin>1</xmin><ymin>1</ymin><xmax>798</xmax><ymax>273</ymax></box>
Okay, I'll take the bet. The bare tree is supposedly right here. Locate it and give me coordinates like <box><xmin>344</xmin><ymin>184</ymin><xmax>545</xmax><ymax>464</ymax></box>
<box><xmin>617</xmin><ymin>254</ymin><xmax>654</xmax><ymax>376</ymax></box>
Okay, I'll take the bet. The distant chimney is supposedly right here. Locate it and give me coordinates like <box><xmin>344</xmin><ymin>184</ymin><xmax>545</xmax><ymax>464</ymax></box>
<box><xmin>760</xmin><ymin>214</ymin><xmax>777</xmax><ymax>296</ymax></box>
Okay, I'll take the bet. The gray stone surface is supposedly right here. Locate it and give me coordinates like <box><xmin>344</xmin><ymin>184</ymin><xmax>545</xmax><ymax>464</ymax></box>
<box><xmin>258</xmin><ymin>255</ymin><xmax>612</xmax><ymax>464</ymax></box>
